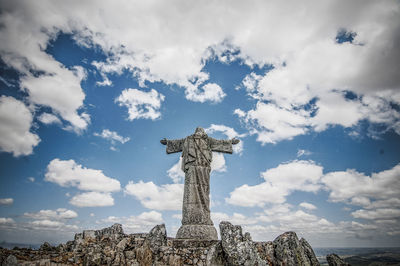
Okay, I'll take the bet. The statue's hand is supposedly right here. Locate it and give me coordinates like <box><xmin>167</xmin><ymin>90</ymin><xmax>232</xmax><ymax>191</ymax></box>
<box><xmin>231</xmin><ymin>138</ymin><xmax>240</xmax><ymax>145</ymax></box>
<box><xmin>160</xmin><ymin>138</ymin><xmax>168</xmax><ymax>145</ymax></box>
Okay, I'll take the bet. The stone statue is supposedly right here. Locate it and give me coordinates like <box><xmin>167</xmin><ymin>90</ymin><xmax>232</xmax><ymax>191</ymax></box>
<box><xmin>161</xmin><ymin>127</ymin><xmax>239</xmax><ymax>240</ymax></box>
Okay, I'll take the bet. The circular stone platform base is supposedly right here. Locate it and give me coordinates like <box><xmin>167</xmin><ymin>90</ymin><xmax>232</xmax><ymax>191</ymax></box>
<box><xmin>176</xmin><ymin>224</ymin><xmax>218</xmax><ymax>240</ymax></box>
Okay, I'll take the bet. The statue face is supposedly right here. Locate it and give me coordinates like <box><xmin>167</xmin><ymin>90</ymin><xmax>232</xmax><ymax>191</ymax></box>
<box><xmin>194</xmin><ymin>127</ymin><xmax>206</xmax><ymax>136</ymax></box>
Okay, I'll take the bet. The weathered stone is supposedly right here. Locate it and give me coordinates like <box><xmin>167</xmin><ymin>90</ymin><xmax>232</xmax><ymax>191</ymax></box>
<box><xmin>326</xmin><ymin>253</ymin><xmax>350</xmax><ymax>266</ymax></box>
<box><xmin>39</xmin><ymin>242</ymin><xmax>54</xmax><ymax>252</ymax></box>
<box><xmin>2</xmin><ymin>255</ymin><xmax>17</xmax><ymax>266</ymax></box>
<box><xmin>147</xmin><ymin>224</ymin><xmax>167</xmax><ymax>251</ymax></box>
<box><xmin>273</xmin><ymin>231</ymin><xmax>319</xmax><ymax>266</ymax></box>
<box><xmin>219</xmin><ymin>221</ymin><xmax>265</xmax><ymax>266</ymax></box>
<box><xmin>162</xmin><ymin>127</ymin><xmax>239</xmax><ymax>240</ymax></box>
<box><xmin>96</xmin><ymin>223</ymin><xmax>124</xmax><ymax>241</ymax></box>
<box><xmin>255</xmin><ymin>241</ymin><xmax>276</xmax><ymax>265</ymax></box>
<box><xmin>83</xmin><ymin>230</ymin><xmax>96</xmax><ymax>241</ymax></box>
<box><xmin>301</xmin><ymin>238</ymin><xmax>320</xmax><ymax>266</ymax></box>
<box><xmin>176</xmin><ymin>224</ymin><xmax>218</xmax><ymax>240</ymax></box>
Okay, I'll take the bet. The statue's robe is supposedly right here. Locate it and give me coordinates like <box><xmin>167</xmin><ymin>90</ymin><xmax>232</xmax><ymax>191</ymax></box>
<box><xmin>166</xmin><ymin>134</ymin><xmax>233</xmax><ymax>227</ymax></box>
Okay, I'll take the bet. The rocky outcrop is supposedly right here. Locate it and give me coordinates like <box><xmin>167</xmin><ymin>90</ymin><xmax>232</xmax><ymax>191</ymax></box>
<box><xmin>220</xmin><ymin>221</ymin><xmax>319</xmax><ymax>266</ymax></box>
<box><xmin>273</xmin><ymin>231</ymin><xmax>320</xmax><ymax>266</ymax></box>
<box><xmin>0</xmin><ymin>222</ymin><xmax>320</xmax><ymax>265</ymax></box>
<box><xmin>326</xmin><ymin>253</ymin><xmax>350</xmax><ymax>266</ymax></box>
<box><xmin>220</xmin><ymin>221</ymin><xmax>265</xmax><ymax>265</ymax></box>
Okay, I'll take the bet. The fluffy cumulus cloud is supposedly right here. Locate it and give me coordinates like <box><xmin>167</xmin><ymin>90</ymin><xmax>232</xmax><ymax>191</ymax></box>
<box><xmin>0</xmin><ymin>0</ymin><xmax>89</xmax><ymax>132</ymax></box>
<box><xmin>225</xmin><ymin>161</ymin><xmax>400</xmax><ymax>243</ymax></box>
<box><xmin>212</xmin><ymin>212</ymin><xmax>256</xmax><ymax>226</ymax></box>
<box><xmin>45</xmin><ymin>159</ymin><xmax>120</xmax><ymax>192</ymax></box>
<box><xmin>322</xmin><ymin>163</ymin><xmax>400</xmax><ymax>234</ymax></box>
<box><xmin>97</xmin><ymin>211</ymin><xmax>163</xmax><ymax>233</ymax></box>
<box><xmin>0</xmin><ymin>207</ymin><xmax>79</xmax><ymax>244</ymax></box>
<box><xmin>45</xmin><ymin>159</ymin><xmax>121</xmax><ymax>207</ymax></box>
<box><xmin>226</xmin><ymin>160</ymin><xmax>323</xmax><ymax>206</ymax></box>
<box><xmin>69</xmin><ymin>192</ymin><xmax>114</xmax><ymax>207</ymax></box>
<box><xmin>185</xmin><ymin>83</ymin><xmax>226</xmax><ymax>103</ymax></box>
<box><xmin>0</xmin><ymin>218</ymin><xmax>15</xmax><ymax>225</ymax></box>
<box><xmin>205</xmin><ymin>124</ymin><xmax>246</xmax><ymax>154</ymax></box>
<box><xmin>0</xmin><ymin>198</ymin><xmax>13</xmax><ymax>206</ymax></box>
<box><xmin>116</xmin><ymin>88</ymin><xmax>165</xmax><ymax>121</ymax></box>
<box><xmin>24</xmin><ymin>208</ymin><xmax>78</xmax><ymax>220</ymax></box>
<box><xmin>299</xmin><ymin>202</ymin><xmax>317</xmax><ymax>210</ymax></box>
<box><xmin>37</xmin><ymin>113</ymin><xmax>62</xmax><ymax>125</ymax></box>
<box><xmin>0</xmin><ymin>96</ymin><xmax>40</xmax><ymax>156</ymax></box>
<box><xmin>1</xmin><ymin>0</ymin><xmax>399</xmax><ymax>141</ymax></box>
<box><xmin>124</xmin><ymin>181</ymin><xmax>183</xmax><ymax>210</ymax></box>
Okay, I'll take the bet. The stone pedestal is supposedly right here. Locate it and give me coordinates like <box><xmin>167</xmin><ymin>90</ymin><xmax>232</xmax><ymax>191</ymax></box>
<box><xmin>176</xmin><ymin>224</ymin><xmax>218</xmax><ymax>240</ymax></box>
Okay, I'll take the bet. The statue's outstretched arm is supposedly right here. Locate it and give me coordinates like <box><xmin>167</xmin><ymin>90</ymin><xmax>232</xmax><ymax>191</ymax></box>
<box><xmin>209</xmin><ymin>137</ymin><xmax>237</xmax><ymax>154</ymax></box>
<box><xmin>162</xmin><ymin>138</ymin><xmax>184</xmax><ymax>154</ymax></box>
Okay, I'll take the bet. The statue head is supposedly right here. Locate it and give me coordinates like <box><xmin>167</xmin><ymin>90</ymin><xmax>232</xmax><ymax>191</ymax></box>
<box><xmin>194</xmin><ymin>127</ymin><xmax>206</xmax><ymax>137</ymax></box>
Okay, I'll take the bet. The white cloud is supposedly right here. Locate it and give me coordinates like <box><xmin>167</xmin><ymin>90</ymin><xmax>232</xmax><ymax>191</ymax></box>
<box><xmin>30</xmin><ymin>220</ymin><xmax>64</xmax><ymax>228</ymax></box>
<box><xmin>0</xmin><ymin>198</ymin><xmax>13</xmax><ymax>206</ymax></box>
<box><xmin>0</xmin><ymin>2</ymin><xmax>90</xmax><ymax>132</ymax></box>
<box><xmin>167</xmin><ymin>158</ymin><xmax>185</xmax><ymax>183</ymax></box>
<box><xmin>226</xmin><ymin>160</ymin><xmax>323</xmax><ymax>206</ymax></box>
<box><xmin>322</xmin><ymin>164</ymin><xmax>400</xmax><ymax>204</ymax></box>
<box><xmin>45</xmin><ymin>158</ymin><xmax>121</xmax><ymax>192</ymax></box>
<box><xmin>45</xmin><ymin>159</ymin><xmax>120</xmax><ymax>207</ymax></box>
<box><xmin>28</xmin><ymin>177</ymin><xmax>35</xmax><ymax>182</ymax></box>
<box><xmin>20</xmin><ymin>64</ymin><xmax>89</xmax><ymax>132</ymax></box>
<box><xmin>1</xmin><ymin>0</ymin><xmax>399</xmax><ymax>139</ymax></box>
<box><xmin>24</xmin><ymin>208</ymin><xmax>78</xmax><ymax>220</ymax></box>
<box><xmin>211</xmin><ymin>152</ymin><xmax>227</xmax><ymax>173</ymax></box>
<box><xmin>98</xmin><ymin>211</ymin><xmax>163</xmax><ymax>233</ymax></box>
<box><xmin>0</xmin><ymin>96</ymin><xmax>40</xmax><ymax>156</ymax></box>
<box><xmin>351</xmin><ymin>208</ymin><xmax>400</xmax><ymax>220</ymax></box>
<box><xmin>116</xmin><ymin>88</ymin><xmax>165</xmax><ymax>121</ymax></box>
<box><xmin>235</xmin><ymin>102</ymin><xmax>309</xmax><ymax>144</ymax></box>
<box><xmin>28</xmin><ymin>219</ymin><xmax>79</xmax><ymax>232</ymax></box>
<box><xmin>212</xmin><ymin>212</ymin><xmax>256</xmax><ymax>226</ymax></box>
<box><xmin>0</xmin><ymin>218</ymin><xmax>15</xmax><ymax>224</ymax></box>
<box><xmin>205</xmin><ymin>124</ymin><xmax>246</xmax><ymax>154</ymax></box>
<box><xmin>322</xmin><ymin>163</ymin><xmax>400</xmax><ymax>230</ymax></box>
<box><xmin>94</xmin><ymin>129</ymin><xmax>130</xmax><ymax>149</ymax></box>
<box><xmin>124</xmin><ymin>181</ymin><xmax>183</xmax><ymax>211</ymax></box>
<box><xmin>185</xmin><ymin>83</ymin><xmax>226</xmax><ymax>103</ymax></box>
<box><xmin>299</xmin><ymin>202</ymin><xmax>317</xmax><ymax>210</ymax></box>
<box><xmin>37</xmin><ymin>113</ymin><xmax>62</xmax><ymax>125</ymax></box>
<box><xmin>69</xmin><ymin>192</ymin><xmax>115</xmax><ymax>207</ymax></box>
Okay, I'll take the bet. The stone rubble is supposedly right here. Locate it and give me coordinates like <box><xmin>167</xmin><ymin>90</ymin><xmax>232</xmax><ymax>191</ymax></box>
<box><xmin>0</xmin><ymin>222</ymin><xmax>320</xmax><ymax>265</ymax></box>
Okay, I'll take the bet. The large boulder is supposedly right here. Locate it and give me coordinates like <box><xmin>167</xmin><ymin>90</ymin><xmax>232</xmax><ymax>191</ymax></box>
<box><xmin>95</xmin><ymin>223</ymin><xmax>124</xmax><ymax>241</ymax></box>
<box><xmin>327</xmin><ymin>253</ymin><xmax>350</xmax><ymax>266</ymax></box>
<box><xmin>273</xmin><ymin>231</ymin><xmax>320</xmax><ymax>266</ymax></box>
<box><xmin>220</xmin><ymin>221</ymin><xmax>265</xmax><ymax>266</ymax></box>
<box><xmin>2</xmin><ymin>255</ymin><xmax>17</xmax><ymax>266</ymax></box>
<box><xmin>147</xmin><ymin>223</ymin><xmax>167</xmax><ymax>250</ymax></box>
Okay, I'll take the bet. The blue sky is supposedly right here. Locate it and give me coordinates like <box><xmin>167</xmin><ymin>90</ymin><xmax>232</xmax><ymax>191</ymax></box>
<box><xmin>0</xmin><ymin>0</ymin><xmax>400</xmax><ymax>248</ymax></box>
